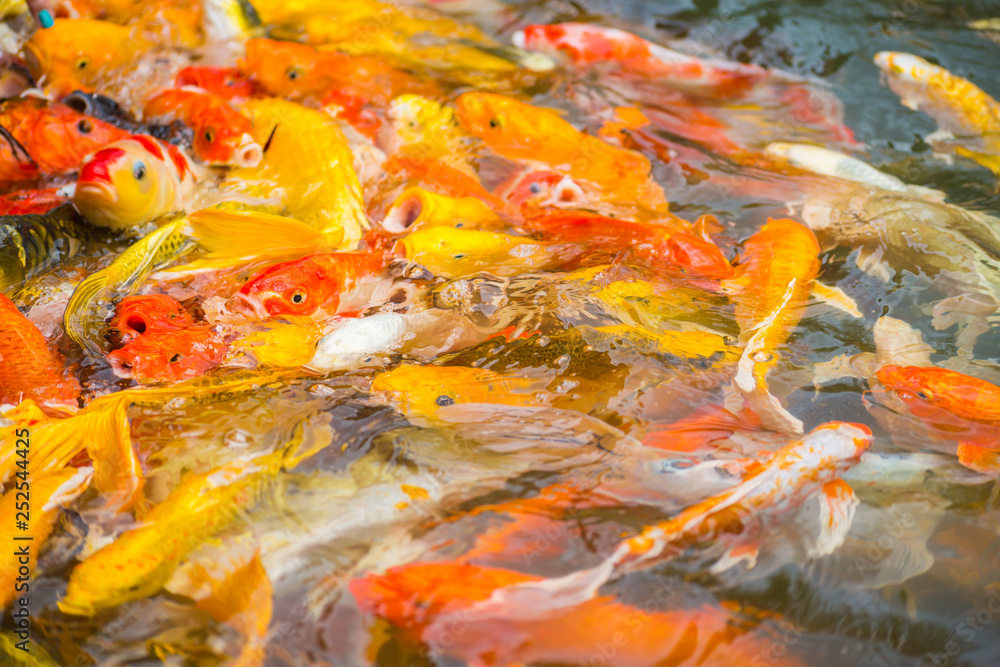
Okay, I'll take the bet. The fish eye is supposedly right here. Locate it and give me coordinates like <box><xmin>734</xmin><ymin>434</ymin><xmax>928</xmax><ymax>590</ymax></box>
<box><xmin>529</xmin><ymin>183</ymin><xmax>541</xmax><ymax>194</ymax></box>
<box><xmin>453</xmin><ymin>254</ymin><xmax>465</xmax><ymax>259</ymax></box>
<box><xmin>133</xmin><ymin>161</ymin><xmax>146</xmax><ymax>180</ymax></box>
<box><xmin>915</xmin><ymin>390</ymin><xmax>929</xmax><ymax>400</ymax></box>
<box><xmin>169</xmin><ymin>353</ymin><xmax>181</xmax><ymax>363</ymax></box>
<box><xmin>286</xmin><ymin>66</ymin><xmax>303</xmax><ymax>81</ymax></box>
<box><xmin>488</xmin><ymin>117</ymin><xmax>500</xmax><ymax>128</ymax></box>
<box><xmin>77</xmin><ymin>119</ymin><xmax>93</xmax><ymax>134</ymax></box>
<box><xmin>75</xmin><ymin>57</ymin><xmax>90</xmax><ymax>71</ymax></box>
<box><xmin>204</xmin><ymin>128</ymin><xmax>215</xmax><ymax>143</ymax></box>
<box><xmin>291</xmin><ymin>291</ymin><xmax>306</xmax><ymax>304</ymax></box>
<box><xmin>435</xmin><ymin>395</ymin><xmax>455</xmax><ymax>406</ymax></box>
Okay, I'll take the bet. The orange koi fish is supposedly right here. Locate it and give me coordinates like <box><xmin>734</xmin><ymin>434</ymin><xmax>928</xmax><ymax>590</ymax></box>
<box><xmin>726</xmin><ymin>218</ymin><xmax>860</xmax><ymax>432</ymax></box>
<box><xmin>351</xmin><ymin>561</ymin><xmax>808</xmax><ymax>667</ymax></box>
<box><xmin>0</xmin><ymin>293</ymin><xmax>79</xmax><ymax>411</ymax></box>
<box><xmin>106</xmin><ymin>326</ymin><xmax>229</xmax><ymax>383</ymax></box>
<box><xmin>874</xmin><ymin>365</ymin><xmax>1000</xmax><ymax>473</ymax></box>
<box><xmin>74</xmin><ymin>134</ymin><xmax>199</xmax><ymax>229</ymax></box>
<box><xmin>467</xmin><ymin>422</ymin><xmax>871</xmax><ymax>612</ymax></box>
<box><xmin>0</xmin><ymin>188</ymin><xmax>71</xmax><ymax>216</ymax></box>
<box><xmin>494</xmin><ymin>169</ymin><xmax>589</xmax><ymax>213</ymax></box>
<box><xmin>229</xmin><ymin>252</ymin><xmax>385</xmax><ymax>319</ymax></box>
<box><xmin>109</xmin><ymin>294</ymin><xmax>195</xmax><ymax>343</ymax></box>
<box><xmin>383</xmin><ymin>152</ymin><xmax>505</xmax><ymax>210</ymax></box>
<box><xmin>173</xmin><ymin>65</ymin><xmax>257</xmax><ymax>100</ymax></box>
<box><xmin>0</xmin><ymin>99</ymin><xmax>129</xmax><ymax>180</ymax></box>
<box><xmin>525</xmin><ymin>209</ymin><xmax>733</xmax><ymax>281</ymax></box>
<box><xmin>143</xmin><ymin>89</ymin><xmax>262</xmax><ymax>167</ymax></box>
<box><xmin>455</xmin><ymin>92</ymin><xmax>668</xmax><ymax>211</ymax></box>
<box><xmin>514</xmin><ymin>23</ymin><xmax>768</xmax><ymax>98</ymax></box>
<box><xmin>642</xmin><ymin>404</ymin><xmax>762</xmax><ymax>453</ymax></box>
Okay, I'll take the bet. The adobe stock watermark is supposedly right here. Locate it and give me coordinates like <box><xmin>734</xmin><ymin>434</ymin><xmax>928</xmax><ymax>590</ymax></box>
<box><xmin>925</xmin><ymin>588</ymin><xmax>1000</xmax><ymax>667</ymax></box>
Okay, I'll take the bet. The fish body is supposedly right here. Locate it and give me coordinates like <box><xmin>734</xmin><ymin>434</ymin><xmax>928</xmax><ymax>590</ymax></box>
<box><xmin>372</xmin><ymin>363</ymin><xmax>544</xmax><ymax>418</ymax></box>
<box><xmin>0</xmin><ymin>99</ymin><xmax>129</xmax><ymax>180</ymax></box>
<box><xmin>764</xmin><ymin>142</ymin><xmax>910</xmax><ymax>192</ymax></box>
<box><xmin>107</xmin><ymin>325</ymin><xmax>229</xmax><ymax>382</ymax></box>
<box><xmin>201</xmin><ymin>0</ymin><xmax>262</xmax><ymax>44</ymax></box>
<box><xmin>0</xmin><ymin>204</ymin><xmax>102</xmax><ymax>290</ymax></box>
<box><xmin>108</xmin><ymin>293</ymin><xmax>194</xmax><ymax>343</ymax></box>
<box><xmin>514</xmin><ymin>23</ymin><xmax>768</xmax><ymax>97</ymax></box>
<box><xmin>0</xmin><ymin>189</ymin><xmax>71</xmax><ymax>217</ymax></box>
<box><xmin>230</xmin><ymin>251</ymin><xmax>385</xmax><ymax>319</ymax></box>
<box><xmin>401</xmin><ymin>226</ymin><xmax>553</xmax><ymax>277</ymax></box>
<box><xmin>455</xmin><ymin>92</ymin><xmax>667</xmax><ymax>211</ymax></box>
<box><xmin>526</xmin><ymin>210</ymin><xmax>733</xmax><ymax>280</ymax></box>
<box><xmin>1</xmin><ymin>467</ymin><xmax>92</xmax><ymax>609</ymax></box>
<box><xmin>383</xmin><ymin>187</ymin><xmax>505</xmax><ymax>234</ymax></box>
<box><xmin>0</xmin><ymin>293</ymin><xmax>79</xmax><ymax>410</ymax></box>
<box><xmin>220</xmin><ymin>98</ymin><xmax>369</xmax><ymax>248</ymax></box>
<box><xmin>874</xmin><ymin>51</ymin><xmax>1000</xmax><ymax>173</ymax></box>
<box><xmin>143</xmin><ymin>88</ymin><xmax>262</xmax><ymax>167</ymax></box>
<box><xmin>59</xmin><ymin>422</ymin><xmax>328</xmax><ymax>615</ymax></box>
<box><xmin>74</xmin><ymin>135</ymin><xmax>198</xmax><ymax>229</ymax></box>
<box><xmin>23</xmin><ymin>18</ymin><xmax>138</xmax><ymax>97</ymax></box>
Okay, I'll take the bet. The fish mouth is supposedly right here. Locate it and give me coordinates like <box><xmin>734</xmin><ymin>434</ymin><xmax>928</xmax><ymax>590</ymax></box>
<box><xmin>227</xmin><ymin>291</ymin><xmax>271</xmax><ymax>319</ymax></box>
<box><xmin>383</xmin><ymin>190</ymin><xmax>426</xmax><ymax>233</ymax></box>
<box><xmin>233</xmin><ymin>134</ymin><xmax>263</xmax><ymax>167</ymax></box>
<box><xmin>74</xmin><ymin>180</ymin><xmax>119</xmax><ymax>205</ymax></box>
<box><xmin>106</xmin><ymin>350</ymin><xmax>135</xmax><ymax>379</ymax></box>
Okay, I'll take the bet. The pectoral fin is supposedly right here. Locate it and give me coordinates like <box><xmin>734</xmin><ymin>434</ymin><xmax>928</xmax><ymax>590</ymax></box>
<box><xmin>809</xmin><ymin>478</ymin><xmax>858</xmax><ymax>558</ymax></box>
<box><xmin>957</xmin><ymin>444</ymin><xmax>1000</xmax><ymax>475</ymax></box>
<box><xmin>812</xmin><ymin>282</ymin><xmax>863</xmax><ymax>318</ymax></box>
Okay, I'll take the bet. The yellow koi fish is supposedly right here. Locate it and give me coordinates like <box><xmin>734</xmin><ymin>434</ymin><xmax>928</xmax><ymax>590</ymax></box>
<box><xmin>383</xmin><ymin>188</ymin><xmax>506</xmax><ymax>234</ymax></box>
<box><xmin>401</xmin><ymin>226</ymin><xmax>555</xmax><ymax>277</ymax></box>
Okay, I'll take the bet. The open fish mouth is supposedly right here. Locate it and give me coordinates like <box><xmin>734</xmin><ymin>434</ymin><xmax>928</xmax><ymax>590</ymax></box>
<box><xmin>226</xmin><ymin>291</ymin><xmax>272</xmax><ymax>319</ymax></box>
<box><xmin>74</xmin><ymin>180</ymin><xmax>119</xmax><ymax>205</ymax></box>
<box><xmin>233</xmin><ymin>133</ymin><xmax>264</xmax><ymax>167</ymax></box>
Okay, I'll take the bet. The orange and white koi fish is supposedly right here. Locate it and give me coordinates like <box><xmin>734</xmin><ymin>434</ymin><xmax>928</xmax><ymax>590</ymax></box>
<box><xmin>514</xmin><ymin>23</ymin><xmax>769</xmax><ymax>98</ymax></box>
<box><xmin>74</xmin><ymin>135</ymin><xmax>199</xmax><ymax>229</ymax></box>
<box><xmin>874</xmin><ymin>51</ymin><xmax>1000</xmax><ymax>175</ymax></box>
<box><xmin>466</xmin><ymin>421</ymin><xmax>871</xmax><ymax>614</ymax></box>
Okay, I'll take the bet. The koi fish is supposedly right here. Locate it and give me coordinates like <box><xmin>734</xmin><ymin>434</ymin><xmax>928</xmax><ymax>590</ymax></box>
<box><xmin>230</xmin><ymin>320</ymin><xmax>325</xmax><ymax>368</ymax></box>
<box><xmin>726</xmin><ymin>218</ymin><xmax>860</xmax><ymax>432</ymax></box>
<box><xmin>1</xmin><ymin>467</ymin><xmax>92</xmax><ymax>609</ymax></box>
<box><xmin>765</xmin><ymin>142</ymin><xmax>911</xmax><ymax>192</ymax></box>
<box><xmin>73</xmin><ymin>135</ymin><xmax>199</xmax><ymax>229</ymax></box>
<box><xmin>58</xmin><ymin>418</ymin><xmax>330</xmax><ymax>615</ymax></box>
<box><xmin>494</xmin><ymin>169</ymin><xmax>589</xmax><ymax>213</ymax></box>
<box><xmin>219</xmin><ymin>98</ymin><xmax>369</xmax><ymax>250</ymax></box>
<box><xmin>525</xmin><ymin>209</ymin><xmax>734</xmax><ymax>281</ymax></box>
<box><xmin>401</xmin><ymin>226</ymin><xmax>555</xmax><ymax>277</ymax></box>
<box><xmin>383</xmin><ymin>187</ymin><xmax>506</xmax><ymax>234</ymax></box>
<box><xmin>229</xmin><ymin>251</ymin><xmax>385</xmax><ymax>319</ymax></box>
<box><xmin>874</xmin><ymin>51</ymin><xmax>1000</xmax><ymax>175</ymax></box>
<box><xmin>64</xmin><ymin>217</ymin><xmax>193</xmax><ymax>356</ymax></box>
<box><xmin>143</xmin><ymin>88</ymin><xmax>262</xmax><ymax>167</ymax></box>
<box><xmin>455</xmin><ymin>92</ymin><xmax>668</xmax><ymax>211</ymax></box>
<box><xmin>0</xmin><ymin>188</ymin><xmax>71</xmax><ymax>216</ymax></box>
<box><xmin>0</xmin><ymin>204</ymin><xmax>104</xmax><ymax>290</ymax></box>
<box><xmin>514</xmin><ymin>23</ymin><xmax>768</xmax><ymax>98</ymax></box>
<box><xmin>107</xmin><ymin>325</ymin><xmax>229</xmax><ymax>383</ymax></box>
<box><xmin>467</xmin><ymin>422</ymin><xmax>871</xmax><ymax>613</ymax></box>
<box><xmin>173</xmin><ymin>65</ymin><xmax>257</xmax><ymax>100</ymax></box>
<box><xmin>0</xmin><ymin>293</ymin><xmax>79</xmax><ymax>411</ymax></box>
<box><xmin>108</xmin><ymin>294</ymin><xmax>194</xmax><ymax>343</ymax></box>
<box><xmin>383</xmin><ymin>152</ymin><xmax>504</xmax><ymax>209</ymax></box>
<box><xmin>0</xmin><ymin>99</ymin><xmax>128</xmax><ymax>178</ymax></box>
<box><xmin>351</xmin><ymin>561</ymin><xmax>808</xmax><ymax>667</ymax></box>
<box><xmin>873</xmin><ymin>365</ymin><xmax>1000</xmax><ymax>473</ymax></box>
<box><xmin>23</xmin><ymin>18</ymin><xmax>139</xmax><ymax>98</ymax></box>
<box><xmin>372</xmin><ymin>363</ymin><xmax>545</xmax><ymax>418</ymax></box>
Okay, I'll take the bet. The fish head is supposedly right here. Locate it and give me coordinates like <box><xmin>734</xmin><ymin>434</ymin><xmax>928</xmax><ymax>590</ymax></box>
<box><xmin>400</xmin><ymin>227</ymin><xmax>513</xmax><ymax>276</ymax></box>
<box><xmin>873</xmin><ymin>52</ymin><xmax>936</xmax><ymax>86</ymax></box>
<box><xmin>174</xmin><ymin>66</ymin><xmax>256</xmax><ymax>100</ymax></box>
<box><xmin>231</xmin><ymin>255</ymin><xmax>337</xmax><ymax>318</ymax></box>
<box><xmin>874</xmin><ymin>364</ymin><xmax>1000</xmax><ymax>428</ymax></box>
<box><xmin>243</xmin><ymin>38</ymin><xmax>334</xmax><ymax>99</ymax></box>
<box><xmin>34</xmin><ymin>104</ymin><xmax>130</xmax><ymax>167</ymax></box>
<box><xmin>658</xmin><ymin>229</ymin><xmax>734</xmax><ymax>280</ymax></box>
<box><xmin>193</xmin><ymin>105</ymin><xmax>262</xmax><ymax>167</ymax></box>
<box><xmin>107</xmin><ymin>327</ymin><xmax>228</xmax><ymax>383</ymax></box>
<box><xmin>25</xmin><ymin>19</ymin><xmax>132</xmax><ymax>98</ymax></box>
<box><xmin>810</xmin><ymin>422</ymin><xmax>873</xmax><ymax>459</ymax></box>
<box><xmin>109</xmin><ymin>294</ymin><xmax>194</xmax><ymax>343</ymax></box>
<box><xmin>454</xmin><ymin>93</ymin><xmax>545</xmax><ymax>153</ymax></box>
<box><xmin>74</xmin><ymin>137</ymin><xmax>165</xmax><ymax>228</ymax></box>
<box><xmin>372</xmin><ymin>364</ymin><xmax>490</xmax><ymax>417</ymax></box>
<box><xmin>500</xmin><ymin>170</ymin><xmax>586</xmax><ymax>210</ymax></box>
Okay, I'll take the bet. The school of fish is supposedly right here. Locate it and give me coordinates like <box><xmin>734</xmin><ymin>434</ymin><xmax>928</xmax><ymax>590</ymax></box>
<box><xmin>0</xmin><ymin>0</ymin><xmax>999</xmax><ymax>665</ymax></box>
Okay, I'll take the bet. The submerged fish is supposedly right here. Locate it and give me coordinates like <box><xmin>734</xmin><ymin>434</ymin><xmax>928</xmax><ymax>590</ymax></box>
<box><xmin>466</xmin><ymin>422</ymin><xmax>871</xmax><ymax>614</ymax></box>
<box><xmin>74</xmin><ymin>135</ymin><xmax>199</xmax><ymax>229</ymax></box>
<box><xmin>514</xmin><ymin>22</ymin><xmax>768</xmax><ymax>98</ymax></box>
<box><xmin>142</xmin><ymin>88</ymin><xmax>262</xmax><ymax>167</ymax></box>
<box><xmin>59</xmin><ymin>418</ymin><xmax>330</xmax><ymax>615</ymax></box>
<box><xmin>107</xmin><ymin>325</ymin><xmax>229</xmax><ymax>383</ymax></box>
<box><xmin>874</xmin><ymin>51</ymin><xmax>1000</xmax><ymax>175</ymax></box>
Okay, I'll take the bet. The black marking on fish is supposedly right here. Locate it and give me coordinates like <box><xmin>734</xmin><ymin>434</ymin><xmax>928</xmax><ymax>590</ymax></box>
<box><xmin>263</xmin><ymin>124</ymin><xmax>278</xmax><ymax>153</ymax></box>
<box><xmin>0</xmin><ymin>123</ymin><xmax>36</xmax><ymax>167</ymax></box>
<box><xmin>237</xmin><ymin>0</ymin><xmax>263</xmax><ymax>28</ymax></box>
